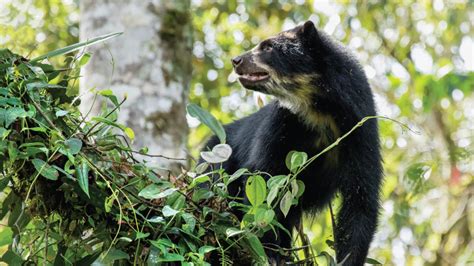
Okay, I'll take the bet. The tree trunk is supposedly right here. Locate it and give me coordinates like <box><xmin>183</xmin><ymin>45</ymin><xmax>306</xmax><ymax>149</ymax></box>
<box><xmin>79</xmin><ymin>0</ymin><xmax>192</xmax><ymax>170</ymax></box>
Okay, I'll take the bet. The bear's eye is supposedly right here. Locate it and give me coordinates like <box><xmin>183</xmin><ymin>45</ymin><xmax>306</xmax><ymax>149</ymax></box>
<box><xmin>260</xmin><ymin>41</ymin><xmax>273</xmax><ymax>52</ymax></box>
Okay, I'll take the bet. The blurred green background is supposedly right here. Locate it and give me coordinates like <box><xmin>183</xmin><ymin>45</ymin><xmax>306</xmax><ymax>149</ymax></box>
<box><xmin>1</xmin><ymin>0</ymin><xmax>473</xmax><ymax>265</ymax></box>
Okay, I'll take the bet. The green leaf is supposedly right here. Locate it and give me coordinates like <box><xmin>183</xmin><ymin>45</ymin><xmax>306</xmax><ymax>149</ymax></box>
<box><xmin>55</xmin><ymin>110</ymin><xmax>68</xmax><ymax>117</ymax></box>
<box><xmin>187</xmin><ymin>103</ymin><xmax>226</xmax><ymax>143</ymax></box>
<box><xmin>255</xmin><ymin>207</ymin><xmax>275</xmax><ymax>227</ymax></box>
<box><xmin>245</xmin><ymin>175</ymin><xmax>266</xmax><ymax>207</ymax></box>
<box><xmin>105</xmin><ymin>195</ymin><xmax>114</xmax><ymax>213</ymax></box>
<box><xmin>78</xmin><ymin>53</ymin><xmax>91</xmax><ymax>66</ymax></box>
<box><xmin>150</xmin><ymin>238</ymin><xmax>175</xmax><ymax>250</ymax></box>
<box><xmin>147</xmin><ymin>216</ymin><xmax>165</xmax><ymax>223</ymax></box>
<box><xmin>77</xmin><ymin>160</ymin><xmax>90</xmax><ymax>198</ymax></box>
<box><xmin>154</xmin><ymin>188</ymin><xmax>178</xmax><ymax>199</ymax></box>
<box><xmin>138</xmin><ymin>184</ymin><xmax>177</xmax><ymax>200</ymax></box>
<box><xmin>404</xmin><ymin>163</ymin><xmax>431</xmax><ymax>193</ymax></box>
<box><xmin>267</xmin><ymin>175</ymin><xmax>287</xmax><ymax>189</ymax></box>
<box><xmin>190</xmin><ymin>175</ymin><xmax>210</xmax><ymax>188</ymax></box>
<box><xmin>162</xmin><ymin>205</ymin><xmax>179</xmax><ymax>217</ymax></box>
<box><xmin>135</xmin><ymin>231</ymin><xmax>150</xmax><ymax>240</ymax></box>
<box><xmin>289</xmin><ymin>151</ymin><xmax>308</xmax><ymax>172</ymax></box>
<box><xmin>169</xmin><ymin>194</ymin><xmax>186</xmax><ymax>210</ymax></box>
<box><xmin>182</xmin><ymin>212</ymin><xmax>196</xmax><ymax>232</ymax></box>
<box><xmin>0</xmin><ymin>176</ymin><xmax>9</xmax><ymax>192</ymax></box>
<box><xmin>227</xmin><ymin>168</ymin><xmax>247</xmax><ymax>185</ymax></box>
<box><xmin>267</xmin><ymin>175</ymin><xmax>290</xmax><ymax>207</ymax></box>
<box><xmin>200</xmin><ymin>143</ymin><xmax>232</xmax><ymax>163</ymax></box>
<box><xmin>32</xmin><ymin>159</ymin><xmax>59</xmax><ymax>181</ymax></box>
<box><xmin>52</xmin><ymin>165</ymin><xmax>74</xmax><ymax>180</ymax></box>
<box><xmin>1</xmin><ymin>250</ymin><xmax>23</xmax><ymax>265</ymax></box>
<box><xmin>7</xmin><ymin>141</ymin><xmax>17</xmax><ymax>162</ymax></box>
<box><xmin>98</xmin><ymin>89</ymin><xmax>119</xmax><ymax>106</ymax></box>
<box><xmin>365</xmin><ymin>257</ymin><xmax>383</xmax><ymax>265</ymax></box>
<box><xmin>124</xmin><ymin>127</ymin><xmax>135</xmax><ymax>141</ymax></box>
<box><xmin>26</xmin><ymin>82</ymin><xmax>64</xmax><ymax>91</ymax></box>
<box><xmin>194</xmin><ymin>162</ymin><xmax>209</xmax><ymax>174</ymax></box>
<box><xmin>279</xmin><ymin>191</ymin><xmax>293</xmax><ymax>217</ymax></box>
<box><xmin>159</xmin><ymin>253</ymin><xmax>184</xmax><ymax>262</ymax></box>
<box><xmin>291</xmin><ymin>179</ymin><xmax>299</xmax><ymax>197</ymax></box>
<box><xmin>0</xmin><ymin>107</ymin><xmax>28</xmax><ymax>127</ymax></box>
<box><xmin>148</xmin><ymin>188</ymin><xmax>178</xmax><ymax>199</ymax></box>
<box><xmin>100</xmin><ymin>248</ymin><xmax>129</xmax><ymax>264</ymax></box>
<box><xmin>0</xmin><ymin>97</ymin><xmax>21</xmax><ymax>106</ymax></box>
<box><xmin>64</xmin><ymin>138</ymin><xmax>82</xmax><ymax>155</ymax></box>
<box><xmin>91</xmin><ymin>116</ymin><xmax>124</xmax><ymax>130</ymax></box>
<box><xmin>118</xmin><ymin>237</ymin><xmax>133</xmax><ymax>243</ymax></box>
<box><xmin>191</xmin><ymin>188</ymin><xmax>214</xmax><ymax>201</ymax></box>
<box><xmin>21</xmin><ymin>126</ymin><xmax>47</xmax><ymax>133</ymax></box>
<box><xmin>225</xmin><ymin>228</ymin><xmax>245</xmax><ymax>238</ymax></box>
<box><xmin>198</xmin><ymin>246</ymin><xmax>216</xmax><ymax>255</ymax></box>
<box><xmin>0</xmin><ymin>127</ymin><xmax>10</xmax><ymax>140</ymax></box>
<box><xmin>285</xmin><ymin>151</ymin><xmax>297</xmax><ymax>171</ymax></box>
<box><xmin>245</xmin><ymin>233</ymin><xmax>267</xmax><ymax>263</ymax></box>
<box><xmin>295</xmin><ymin>180</ymin><xmax>305</xmax><ymax>198</ymax></box>
<box><xmin>266</xmin><ymin>186</ymin><xmax>279</xmax><ymax>207</ymax></box>
<box><xmin>0</xmin><ymin>227</ymin><xmax>13</xmax><ymax>246</ymax></box>
<box><xmin>74</xmin><ymin>252</ymin><xmax>101</xmax><ymax>266</ymax></box>
<box><xmin>31</xmin><ymin>32</ymin><xmax>123</xmax><ymax>62</ymax></box>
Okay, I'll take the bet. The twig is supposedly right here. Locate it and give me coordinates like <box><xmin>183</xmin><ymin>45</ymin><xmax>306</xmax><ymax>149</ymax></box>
<box><xmin>84</xmin><ymin>96</ymin><xmax>127</xmax><ymax>137</ymax></box>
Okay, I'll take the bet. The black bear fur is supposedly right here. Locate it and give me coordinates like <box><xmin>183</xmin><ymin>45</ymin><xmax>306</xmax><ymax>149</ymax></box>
<box><xmin>201</xmin><ymin>21</ymin><xmax>382</xmax><ymax>266</ymax></box>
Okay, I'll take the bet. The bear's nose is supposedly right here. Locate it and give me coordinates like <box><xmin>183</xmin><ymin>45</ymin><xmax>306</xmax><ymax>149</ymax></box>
<box><xmin>231</xmin><ymin>56</ymin><xmax>243</xmax><ymax>67</ymax></box>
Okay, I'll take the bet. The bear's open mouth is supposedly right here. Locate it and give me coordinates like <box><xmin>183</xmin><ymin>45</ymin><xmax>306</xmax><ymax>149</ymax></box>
<box><xmin>238</xmin><ymin>72</ymin><xmax>269</xmax><ymax>82</ymax></box>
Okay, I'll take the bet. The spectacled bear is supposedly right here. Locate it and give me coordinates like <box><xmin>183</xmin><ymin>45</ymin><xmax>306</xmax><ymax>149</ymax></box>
<box><xmin>202</xmin><ymin>20</ymin><xmax>382</xmax><ymax>266</ymax></box>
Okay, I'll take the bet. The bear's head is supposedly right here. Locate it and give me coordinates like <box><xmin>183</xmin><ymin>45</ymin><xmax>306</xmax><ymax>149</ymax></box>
<box><xmin>232</xmin><ymin>21</ymin><xmax>328</xmax><ymax>108</ymax></box>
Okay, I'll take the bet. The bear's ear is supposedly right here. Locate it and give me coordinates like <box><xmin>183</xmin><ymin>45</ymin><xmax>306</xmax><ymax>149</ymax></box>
<box><xmin>298</xmin><ymin>20</ymin><xmax>319</xmax><ymax>40</ymax></box>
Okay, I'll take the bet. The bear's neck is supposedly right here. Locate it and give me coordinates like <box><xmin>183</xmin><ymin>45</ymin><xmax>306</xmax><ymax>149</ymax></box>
<box><xmin>277</xmin><ymin>97</ymin><xmax>340</xmax><ymax>143</ymax></box>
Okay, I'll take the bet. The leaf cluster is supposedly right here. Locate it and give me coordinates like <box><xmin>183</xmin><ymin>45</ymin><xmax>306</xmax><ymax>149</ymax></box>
<box><xmin>0</xmin><ymin>47</ymin><xmax>313</xmax><ymax>265</ymax></box>
<box><xmin>0</xmin><ymin>40</ymin><xmax>387</xmax><ymax>265</ymax></box>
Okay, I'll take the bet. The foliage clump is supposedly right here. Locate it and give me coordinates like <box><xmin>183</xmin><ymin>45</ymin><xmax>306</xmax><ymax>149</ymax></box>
<box><xmin>0</xmin><ymin>45</ymin><xmax>317</xmax><ymax>265</ymax></box>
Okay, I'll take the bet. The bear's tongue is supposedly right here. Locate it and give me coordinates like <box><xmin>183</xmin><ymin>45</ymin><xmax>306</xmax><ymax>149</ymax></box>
<box><xmin>241</xmin><ymin>72</ymin><xmax>269</xmax><ymax>81</ymax></box>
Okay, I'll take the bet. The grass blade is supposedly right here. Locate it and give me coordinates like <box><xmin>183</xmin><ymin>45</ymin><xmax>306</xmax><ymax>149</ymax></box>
<box><xmin>31</xmin><ymin>32</ymin><xmax>123</xmax><ymax>62</ymax></box>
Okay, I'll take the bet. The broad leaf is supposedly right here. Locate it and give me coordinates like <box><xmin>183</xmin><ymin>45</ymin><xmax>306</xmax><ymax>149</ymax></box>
<box><xmin>138</xmin><ymin>185</ymin><xmax>177</xmax><ymax>200</ymax></box>
<box><xmin>200</xmin><ymin>143</ymin><xmax>232</xmax><ymax>163</ymax></box>
<box><xmin>225</xmin><ymin>228</ymin><xmax>245</xmax><ymax>238</ymax></box>
<box><xmin>279</xmin><ymin>191</ymin><xmax>293</xmax><ymax>217</ymax></box>
<box><xmin>245</xmin><ymin>233</ymin><xmax>267</xmax><ymax>263</ymax></box>
<box><xmin>32</xmin><ymin>159</ymin><xmax>59</xmax><ymax>181</ymax></box>
<box><xmin>227</xmin><ymin>168</ymin><xmax>248</xmax><ymax>185</ymax></box>
<box><xmin>162</xmin><ymin>205</ymin><xmax>179</xmax><ymax>217</ymax></box>
<box><xmin>245</xmin><ymin>175</ymin><xmax>266</xmax><ymax>207</ymax></box>
<box><xmin>187</xmin><ymin>103</ymin><xmax>226</xmax><ymax>143</ymax></box>
<box><xmin>64</xmin><ymin>138</ymin><xmax>82</xmax><ymax>155</ymax></box>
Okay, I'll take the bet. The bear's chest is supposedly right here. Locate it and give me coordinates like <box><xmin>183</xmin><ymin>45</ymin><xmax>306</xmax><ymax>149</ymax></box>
<box><xmin>246</xmin><ymin>120</ymin><xmax>337</xmax><ymax>175</ymax></box>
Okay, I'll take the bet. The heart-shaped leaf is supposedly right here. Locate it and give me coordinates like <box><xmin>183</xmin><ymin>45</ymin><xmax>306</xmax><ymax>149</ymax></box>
<box><xmin>200</xmin><ymin>143</ymin><xmax>232</xmax><ymax>163</ymax></box>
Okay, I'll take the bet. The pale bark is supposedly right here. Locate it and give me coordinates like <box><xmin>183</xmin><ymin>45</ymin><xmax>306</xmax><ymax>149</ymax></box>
<box><xmin>80</xmin><ymin>0</ymin><xmax>192</xmax><ymax>170</ymax></box>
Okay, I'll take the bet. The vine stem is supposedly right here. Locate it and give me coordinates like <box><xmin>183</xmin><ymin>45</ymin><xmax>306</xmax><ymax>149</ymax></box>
<box><xmin>295</xmin><ymin>115</ymin><xmax>417</xmax><ymax>177</ymax></box>
<box><xmin>84</xmin><ymin>96</ymin><xmax>127</xmax><ymax>137</ymax></box>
